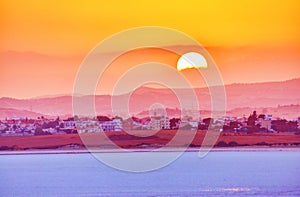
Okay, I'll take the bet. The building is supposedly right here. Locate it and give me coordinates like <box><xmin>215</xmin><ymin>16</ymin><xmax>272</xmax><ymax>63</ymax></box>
<box><xmin>150</xmin><ymin>115</ymin><xmax>170</xmax><ymax>130</ymax></box>
<box><xmin>61</xmin><ymin>119</ymin><xmax>76</xmax><ymax>130</ymax></box>
<box><xmin>99</xmin><ymin>118</ymin><xmax>122</xmax><ymax>132</ymax></box>
<box><xmin>260</xmin><ymin>119</ymin><xmax>272</xmax><ymax>130</ymax></box>
<box><xmin>76</xmin><ymin>120</ymin><xmax>102</xmax><ymax>133</ymax></box>
<box><xmin>256</xmin><ymin>114</ymin><xmax>273</xmax><ymax>131</ymax></box>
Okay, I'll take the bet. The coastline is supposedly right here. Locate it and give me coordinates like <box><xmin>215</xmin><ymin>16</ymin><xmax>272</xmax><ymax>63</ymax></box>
<box><xmin>1</xmin><ymin>131</ymin><xmax>300</xmax><ymax>155</ymax></box>
<box><xmin>1</xmin><ymin>146</ymin><xmax>300</xmax><ymax>156</ymax></box>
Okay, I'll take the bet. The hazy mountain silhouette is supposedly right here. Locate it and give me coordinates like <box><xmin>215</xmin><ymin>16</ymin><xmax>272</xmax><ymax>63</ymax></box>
<box><xmin>0</xmin><ymin>78</ymin><xmax>299</xmax><ymax>119</ymax></box>
<box><xmin>0</xmin><ymin>108</ymin><xmax>46</xmax><ymax>119</ymax></box>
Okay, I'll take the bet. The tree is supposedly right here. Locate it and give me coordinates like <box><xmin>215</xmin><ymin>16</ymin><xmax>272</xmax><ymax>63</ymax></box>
<box><xmin>287</xmin><ymin>121</ymin><xmax>299</xmax><ymax>132</ymax></box>
<box><xmin>247</xmin><ymin>111</ymin><xmax>257</xmax><ymax>127</ymax></box>
<box><xmin>229</xmin><ymin>121</ymin><xmax>240</xmax><ymax>129</ymax></box>
<box><xmin>271</xmin><ymin>119</ymin><xmax>287</xmax><ymax>132</ymax></box>
<box><xmin>222</xmin><ymin>125</ymin><xmax>232</xmax><ymax>132</ymax></box>
<box><xmin>12</xmin><ymin>124</ymin><xmax>17</xmax><ymax>130</ymax></box>
<box><xmin>170</xmin><ymin>118</ymin><xmax>180</xmax><ymax>129</ymax></box>
<box><xmin>271</xmin><ymin>119</ymin><xmax>299</xmax><ymax>133</ymax></box>
<box><xmin>34</xmin><ymin>127</ymin><xmax>51</xmax><ymax>136</ymax></box>
<box><xmin>34</xmin><ymin>127</ymin><xmax>44</xmax><ymax>135</ymax></box>
<box><xmin>203</xmin><ymin>118</ymin><xmax>213</xmax><ymax>126</ymax></box>
<box><xmin>97</xmin><ymin>116</ymin><xmax>111</xmax><ymax>121</ymax></box>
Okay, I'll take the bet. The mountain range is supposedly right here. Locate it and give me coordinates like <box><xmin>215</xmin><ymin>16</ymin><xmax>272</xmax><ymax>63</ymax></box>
<box><xmin>0</xmin><ymin>78</ymin><xmax>299</xmax><ymax>119</ymax></box>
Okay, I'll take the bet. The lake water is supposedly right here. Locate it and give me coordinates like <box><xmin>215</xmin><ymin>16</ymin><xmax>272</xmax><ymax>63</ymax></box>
<box><xmin>0</xmin><ymin>151</ymin><xmax>300</xmax><ymax>196</ymax></box>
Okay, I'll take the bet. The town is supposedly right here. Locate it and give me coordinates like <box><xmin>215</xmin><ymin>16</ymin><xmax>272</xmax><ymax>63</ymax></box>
<box><xmin>0</xmin><ymin>111</ymin><xmax>299</xmax><ymax>137</ymax></box>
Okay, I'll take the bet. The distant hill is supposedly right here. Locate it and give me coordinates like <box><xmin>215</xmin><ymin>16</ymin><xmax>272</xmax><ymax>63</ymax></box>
<box><xmin>226</xmin><ymin>104</ymin><xmax>300</xmax><ymax>120</ymax></box>
<box><xmin>0</xmin><ymin>108</ymin><xmax>47</xmax><ymax>119</ymax></box>
<box><xmin>0</xmin><ymin>78</ymin><xmax>299</xmax><ymax>119</ymax></box>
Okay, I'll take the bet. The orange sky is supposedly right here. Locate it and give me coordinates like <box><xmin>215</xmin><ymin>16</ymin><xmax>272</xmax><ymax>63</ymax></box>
<box><xmin>0</xmin><ymin>0</ymin><xmax>300</xmax><ymax>98</ymax></box>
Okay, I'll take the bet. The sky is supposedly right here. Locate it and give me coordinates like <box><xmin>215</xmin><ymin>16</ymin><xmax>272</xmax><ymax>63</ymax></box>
<box><xmin>0</xmin><ymin>0</ymin><xmax>300</xmax><ymax>98</ymax></box>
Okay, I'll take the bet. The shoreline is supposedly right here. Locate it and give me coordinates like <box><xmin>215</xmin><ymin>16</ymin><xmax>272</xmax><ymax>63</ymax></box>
<box><xmin>1</xmin><ymin>146</ymin><xmax>300</xmax><ymax>155</ymax></box>
<box><xmin>1</xmin><ymin>131</ymin><xmax>299</xmax><ymax>155</ymax></box>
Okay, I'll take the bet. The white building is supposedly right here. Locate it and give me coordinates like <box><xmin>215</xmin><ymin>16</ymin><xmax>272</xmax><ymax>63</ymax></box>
<box><xmin>99</xmin><ymin>119</ymin><xmax>122</xmax><ymax>132</ymax></box>
<box><xmin>61</xmin><ymin>120</ymin><xmax>76</xmax><ymax>129</ymax></box>
<box><xmin>188</xmin><ymin>120</ymin><xmax>198</xmax><ymax>129</ymax></box>
<box><xmin>256</xmin><ymin>114</ymin><xmax>273</xmax><ymax>130</ymax></box>
<box><xmin>150</xmin><ymin>115</ymin><xmax>170</xmax><ymax>130</ymax></box>
<box><xmin>76</xmin><ymin>120</ymin><xmax>102</xmax><ymax>133</ymax></box>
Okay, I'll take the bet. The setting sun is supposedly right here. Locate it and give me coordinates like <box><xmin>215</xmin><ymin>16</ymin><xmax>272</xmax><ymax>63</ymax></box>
<box><xmin>177</xmin><ymin>52</ymin><xmax>207</xmax><ymax>71</ymax></box>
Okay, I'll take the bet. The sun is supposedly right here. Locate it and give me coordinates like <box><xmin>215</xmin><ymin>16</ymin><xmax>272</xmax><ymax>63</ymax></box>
<box><xmin>177</xmin><ymin>52</ymin><xmax>207</xmax><ymax>71</ymax></box>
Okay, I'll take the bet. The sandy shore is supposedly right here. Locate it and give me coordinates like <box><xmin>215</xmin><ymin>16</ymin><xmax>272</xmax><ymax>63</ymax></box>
<box><xmin>1</xmin><ymin>130</ymin><xmax>299</xmax><ymax>155</ymax></box>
